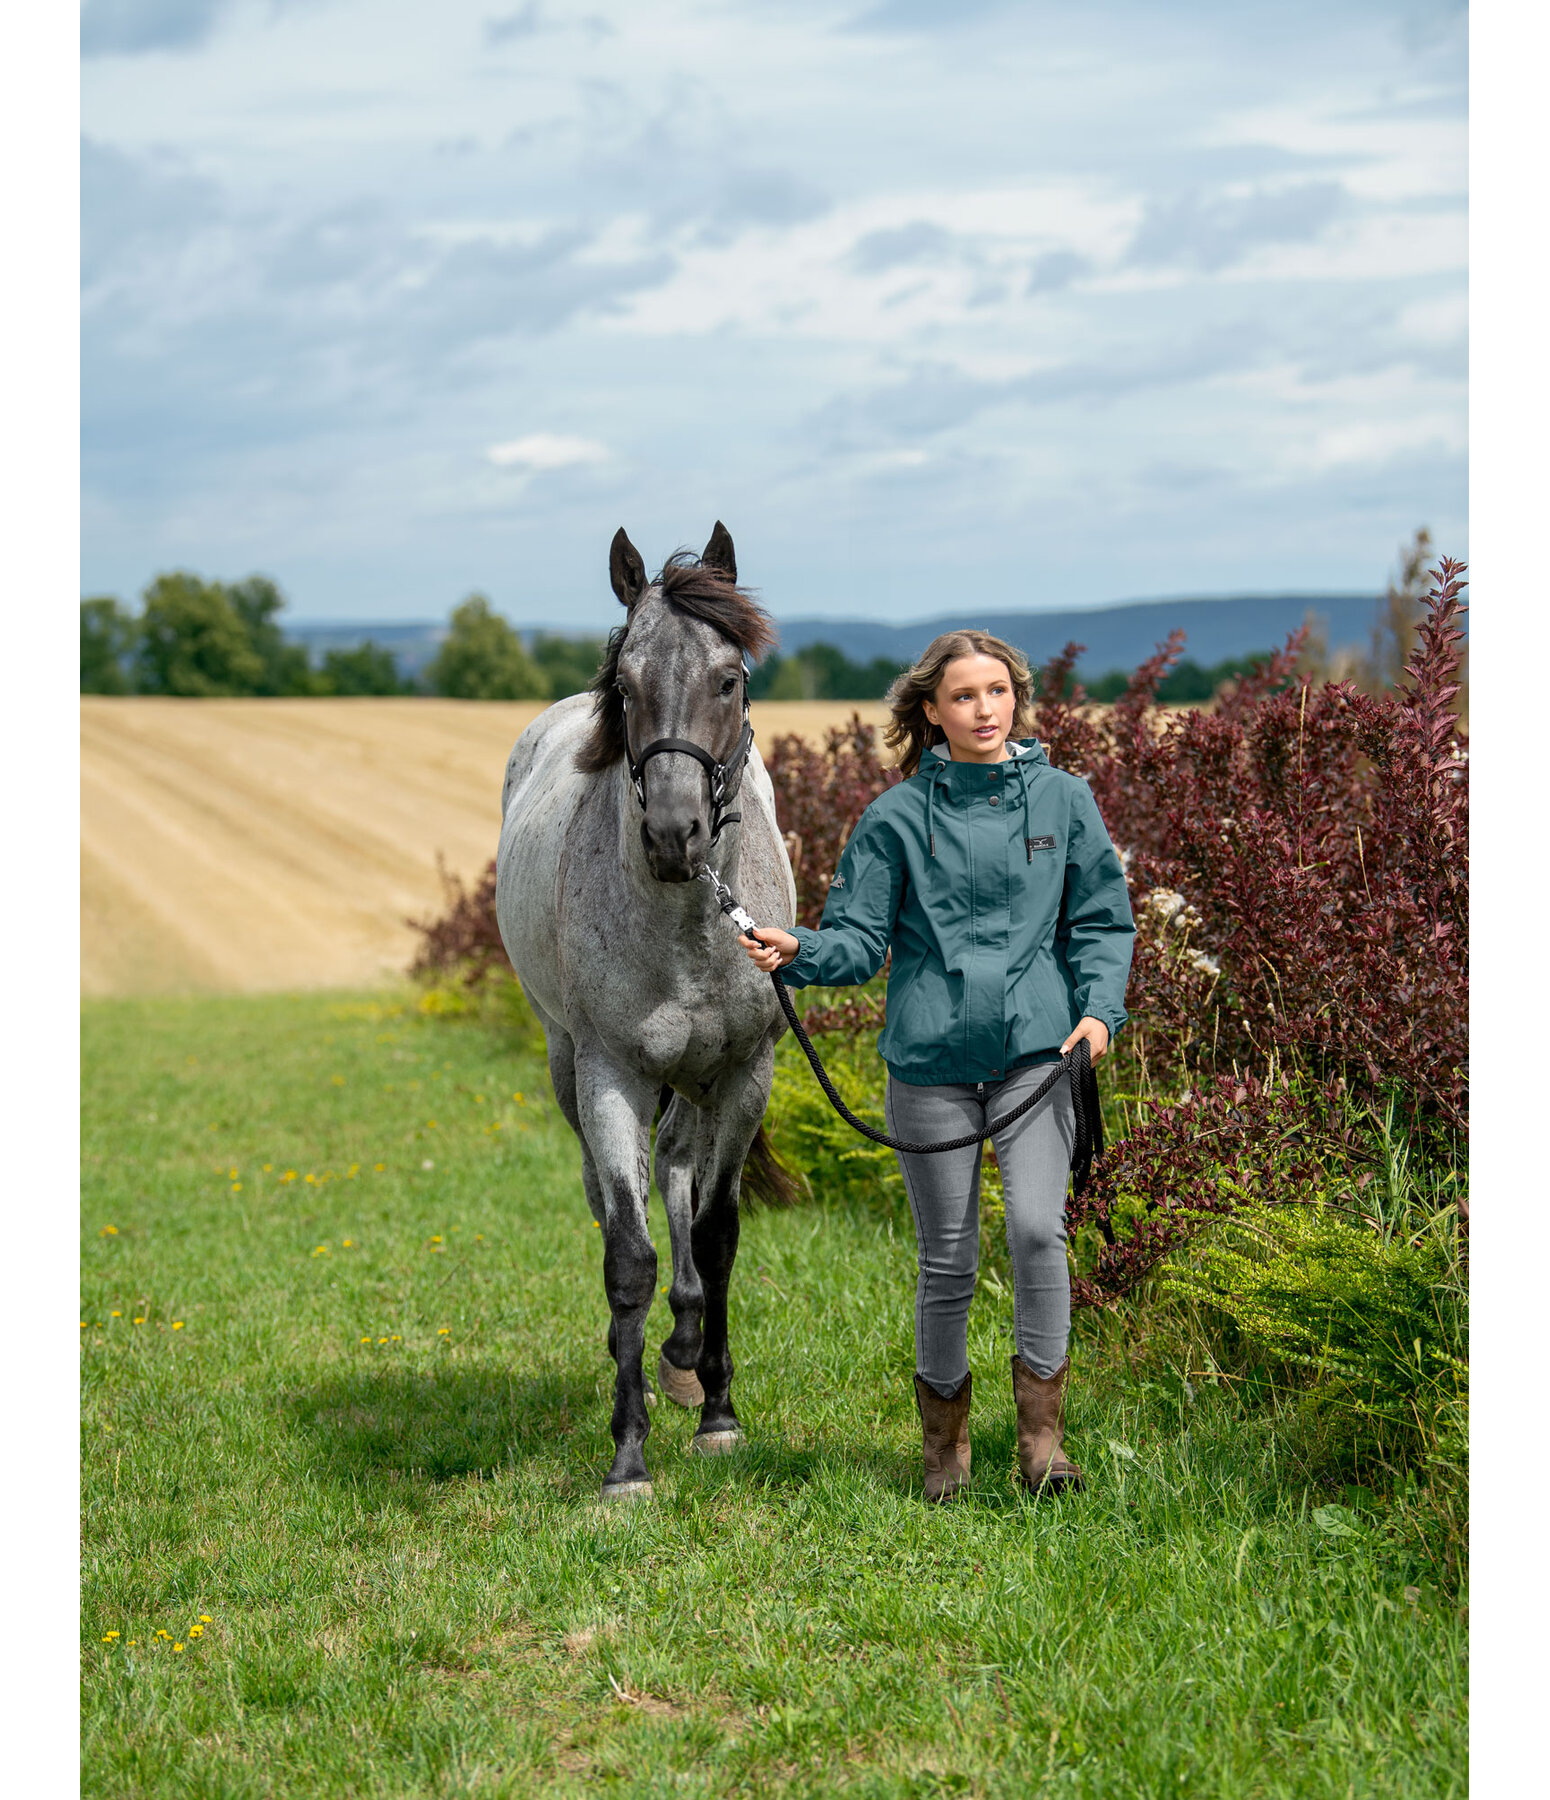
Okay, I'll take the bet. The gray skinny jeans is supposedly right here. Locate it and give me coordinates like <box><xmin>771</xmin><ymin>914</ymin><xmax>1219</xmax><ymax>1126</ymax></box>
<box><xmin>884</xmin><ymin>1059</ymin><xmax>1075</xmax><ymax>1394</ymax></box>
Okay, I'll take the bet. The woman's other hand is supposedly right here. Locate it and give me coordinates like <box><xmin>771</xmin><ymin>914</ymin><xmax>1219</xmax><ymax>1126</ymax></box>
<box><xmin>739</xmin><ymin>927</ymin><xmax>799</xmax><ymax>972</ymax></box>
<box><xmin>1060</xmin><ymin>1016</ymin><xmax>1111</xmax><ymax>1064</ymax></box>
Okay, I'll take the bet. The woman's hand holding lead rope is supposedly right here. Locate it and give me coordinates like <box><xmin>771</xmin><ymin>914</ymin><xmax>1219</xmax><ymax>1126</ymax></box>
<box><xmin>739</xmin><ymin>928</ymin><xmax>798</xmax><ymax>972</ymax></box>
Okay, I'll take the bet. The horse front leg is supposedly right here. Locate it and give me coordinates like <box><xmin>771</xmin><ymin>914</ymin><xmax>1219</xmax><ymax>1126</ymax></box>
<box><xmin>574</xmin><ymin>1052</ymin><xmax>659</xmax><ymax>1500</ymax></box>
<box><xmin>689</xmin><ymin>1050</ymin><xmax>773</xmax><ymax>1454</ymax></box>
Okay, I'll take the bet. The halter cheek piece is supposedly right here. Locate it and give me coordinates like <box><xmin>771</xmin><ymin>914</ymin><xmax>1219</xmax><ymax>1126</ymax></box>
<box><xmin>624</xmin><ymin>661</ymin><xmax>755</xmax><ymax>844</ymax></box>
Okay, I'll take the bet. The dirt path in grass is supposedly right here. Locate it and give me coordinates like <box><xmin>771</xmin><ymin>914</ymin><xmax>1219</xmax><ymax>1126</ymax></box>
<box><xmin>80</xmin><ymin>696</ymin><xmax>890</xmax><ymax>998</ymax></box>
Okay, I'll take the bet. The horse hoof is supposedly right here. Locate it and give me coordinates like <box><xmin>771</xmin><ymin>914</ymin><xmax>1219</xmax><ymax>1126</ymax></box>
<box><xmin>599</xmin><ymin>1479</ymin><xmax>654</xmax><ymax>1503</ymax></box>
<box><xmin>689</xmin><ymin>1429</ymin><xmax>744</xmax><ymax>1457</ymax></box>
<box><xmin>657</xmin><ymin>1352</ymin><xmax>705</xmax><ymax>1409</ymax></box>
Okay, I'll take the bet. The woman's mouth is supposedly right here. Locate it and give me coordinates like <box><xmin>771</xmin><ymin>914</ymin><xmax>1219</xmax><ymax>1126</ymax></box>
<box><xmin>974</xmin><ymin>725</ymin><xmax>998</xmax><ymax>737</ymax></box>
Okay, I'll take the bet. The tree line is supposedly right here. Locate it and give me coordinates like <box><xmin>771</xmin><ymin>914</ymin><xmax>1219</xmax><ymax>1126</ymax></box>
<box><xmin>86</xmin><ymin>547</ymin><xmax>1442</xmax><ymax>705</ymax></box>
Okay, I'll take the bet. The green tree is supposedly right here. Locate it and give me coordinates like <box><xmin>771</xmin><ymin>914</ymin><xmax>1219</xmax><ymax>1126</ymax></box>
<box><xmin>81</xmin><ymin>596</ymin><xmax>136</xmax><ymax>693</ymax></box>
<box><xmin>747</xmin><ymin>643</ymin><xmax>906</xmax><ymax>702</ymax></box>
<box><xmin>134</xmin><ymin>572</ymin><xmax>266</xmax><ymax>697</ymax></box>
<box><xmin>425</xmin><ymin>596</ymin><xmax>549</xmax><ymax>700</ymax></box>
<box><xmin>227</xmin><ymin>575</ymin><xmax>319</xmax><ymax>696</ymax></box>
<box><xmin>531</xmin><ymin>633</ymin><xmax>607</xmax><ymax>700</ymax></box>
<box><xmin>320</xmin><ymin>641</ymin><xmax>409</xmax><ymax>696</ymax></box>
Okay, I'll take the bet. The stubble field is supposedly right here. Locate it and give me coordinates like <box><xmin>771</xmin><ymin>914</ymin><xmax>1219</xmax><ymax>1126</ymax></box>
<box><xmin>80</xmin><ymin>697</ymin><xmax>890</xmax><ymax>998</ymax></box>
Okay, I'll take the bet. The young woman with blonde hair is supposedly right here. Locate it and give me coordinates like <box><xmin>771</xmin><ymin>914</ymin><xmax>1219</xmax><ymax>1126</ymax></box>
<box><xmin>740</xmin><ymin>630</ymin><xmax>1134</xmax><ymax>1501</ymax></box>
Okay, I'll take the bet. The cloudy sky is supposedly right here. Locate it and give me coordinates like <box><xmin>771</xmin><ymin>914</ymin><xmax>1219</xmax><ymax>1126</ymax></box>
<box><xmin>81</xmin><ymin>0</ymin><xmax>1467</xmax><ymax>629</ymax></box>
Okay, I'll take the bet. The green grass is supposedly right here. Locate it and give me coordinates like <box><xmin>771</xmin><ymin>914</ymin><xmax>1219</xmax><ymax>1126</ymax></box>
<box><xmin>81</xmin><ymin>991</ymin><xmax>1466</xmax><ymax>1798</ymax></box>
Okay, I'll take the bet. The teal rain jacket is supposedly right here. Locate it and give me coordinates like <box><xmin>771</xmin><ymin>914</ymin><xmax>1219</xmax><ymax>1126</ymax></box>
<box><xmin>781</xmin><ymin>740</ymin><xmax>1135</xmax><ymax>1087</ymax></box>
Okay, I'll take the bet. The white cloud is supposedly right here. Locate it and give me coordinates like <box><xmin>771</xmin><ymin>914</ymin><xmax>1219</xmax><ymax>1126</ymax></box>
<box><xmin>485</xmin><ymin>434</ymin><xmax>610</xmax><ymax>470</ymax></box>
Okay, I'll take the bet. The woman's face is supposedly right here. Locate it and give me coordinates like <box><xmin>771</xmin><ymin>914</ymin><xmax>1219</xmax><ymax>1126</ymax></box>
<box><xmin>923</xmin><ymin>653</ymin><xmax>1017</xmax><ymax>763</ymax></box>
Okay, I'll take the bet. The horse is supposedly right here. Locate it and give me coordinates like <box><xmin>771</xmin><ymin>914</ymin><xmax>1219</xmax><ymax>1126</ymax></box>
<box><xmin>495</xmin><ymin>523</ymin><xmax>798</xmax><ymax>1500</ymax></box>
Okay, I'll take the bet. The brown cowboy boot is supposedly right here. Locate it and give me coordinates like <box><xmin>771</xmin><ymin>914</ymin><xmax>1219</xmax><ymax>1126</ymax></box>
<box><xmin>913</xmin><ymin>1371</ymin><xmax>972</xmax><ymax>1503</ymax></box>
<box><xmin>1011</xmin><ymin>1354</ymin><xmax>1084</xmax><ymax>1496</ymax></box>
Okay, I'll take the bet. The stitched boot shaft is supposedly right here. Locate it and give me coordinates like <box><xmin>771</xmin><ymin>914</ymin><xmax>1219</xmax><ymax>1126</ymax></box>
<box><xmin>913</xmin><ymin>1371</ymin><xmax>972</xmax><ymax>1503</ymax></box>
<box><xmin>1011</xmin><ymin>1354</ymin><xmax>1084</xmax><ymax>1495</ymax></box>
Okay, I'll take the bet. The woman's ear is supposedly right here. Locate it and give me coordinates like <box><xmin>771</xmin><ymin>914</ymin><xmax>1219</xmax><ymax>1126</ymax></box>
<box><xmin>922</xmin><ymin>697</ymin><xmax>940</xmax><ymax>727</ymax></box>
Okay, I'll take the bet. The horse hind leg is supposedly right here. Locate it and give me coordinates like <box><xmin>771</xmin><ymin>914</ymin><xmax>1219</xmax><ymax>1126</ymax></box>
<box><xmin>653</xmin><ymin>1094</ymin><xmax>705</xmax><ymax>1408</ymax></box>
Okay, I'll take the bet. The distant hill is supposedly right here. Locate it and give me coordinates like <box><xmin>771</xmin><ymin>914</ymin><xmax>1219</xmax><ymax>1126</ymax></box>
<box><xmin>287</xmin><ymin>591</ymin><xmax>1412</xmax><ymax>682</ymax></box>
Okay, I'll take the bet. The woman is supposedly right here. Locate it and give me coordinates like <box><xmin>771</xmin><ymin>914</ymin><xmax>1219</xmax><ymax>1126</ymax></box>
<box><xmin>740</xmin><ymin>631</ymin><xmax>1134</xmax><ymax>1502</ymax></box>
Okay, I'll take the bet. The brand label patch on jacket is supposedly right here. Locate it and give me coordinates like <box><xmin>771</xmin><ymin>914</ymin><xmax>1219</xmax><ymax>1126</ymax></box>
<box><xmin>829</xmin><ymin>874</ymin><xmax>845</xmax><ymax>888</ymax></box>
<box><xmin>1026</xmin><ymin>834</ymin><xmax>1056</xmax><ymax>852</ymax></box>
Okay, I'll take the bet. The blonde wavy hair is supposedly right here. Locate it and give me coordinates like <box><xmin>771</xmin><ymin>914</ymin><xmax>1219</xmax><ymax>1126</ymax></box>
<box><xmin>883</xmin><ymin>629</ymin><xmax>1037</xmax><ymax>778</ymax></box>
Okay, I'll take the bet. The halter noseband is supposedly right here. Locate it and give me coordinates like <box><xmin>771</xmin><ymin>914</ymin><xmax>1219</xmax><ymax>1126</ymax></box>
<box><xmin>624</xmin><ymin>659</ymin><xmax>755</xmax><ymax>844</ymax></box>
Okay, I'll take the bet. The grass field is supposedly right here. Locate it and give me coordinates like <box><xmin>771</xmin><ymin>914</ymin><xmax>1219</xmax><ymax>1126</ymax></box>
<box><xmin>81</xmin><ymin>990</ymin><xmax>1466</xmax><ymax>1798</ymax></box>
<box><xmin>80</xmin><ymin>697</ymin><xmax>891</xmax><ymax>999</ymax></box>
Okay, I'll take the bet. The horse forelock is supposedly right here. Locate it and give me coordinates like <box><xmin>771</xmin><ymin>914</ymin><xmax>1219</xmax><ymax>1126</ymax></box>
<box><xmin>575</xmin><ymin>554</ymin><xmax>775</xmax><ymax>775</ymax></box>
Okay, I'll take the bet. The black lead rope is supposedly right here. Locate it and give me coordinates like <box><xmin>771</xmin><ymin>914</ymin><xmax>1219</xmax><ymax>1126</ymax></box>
<box><xmin>697</xmin><ymin>866</ymin><xmax>1104</xmax><ymax>1195</ymax></box>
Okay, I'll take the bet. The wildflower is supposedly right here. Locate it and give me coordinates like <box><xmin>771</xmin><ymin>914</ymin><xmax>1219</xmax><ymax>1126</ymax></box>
<box><xmin>421</xmin><ymin>1159</ymin><xmax>434</xmax><ymax>1171</ymax></box>
<box><xmin>188</xmin><ymin>1625</ymin><xmax>203</xmax><ymax>1639</ymax></box>
<box><xmin>429</xmin><ymin>1235</ymin><xmax>442</xmax><ymax>1244</ymax></box>
<box><xmin>282</xmin><ymin>1171</ymin><xmax>297</xmax><ymax>1183</ymax></box>
<box><xmin>133</xmin><ymin>1317</ymin><xmax>145</xmax><ymax>1325</ymax></box>
<box><xmin>374</xmin><ymin>1163</ymin><xmax>385</xmax><ymax>1172</ymax></box>
<box><xmin>474</xmin><ymin>1094</ymin><xmax>485</xmax><ymax>1104</ymax></box>
<box><xmin>513</xmin><ymin>1093</ymin><xmax>524</xmax><ymax>1105</ymax></box>
<box><xmin>100</xmin><ymin>1225</ymin><xmax>118</xmax><ymax>1237</ymax></box>
<box><xmin>156</xmin><ymin>1630</ymin><xmax>170</xmax><ymax>1640</ymax></box>
<box><xmin>438</xmin><ymin>1327</ymin><xmax>450</xmax><ymax>1336</ymax></box>
<box><xmin>262</xmin><ymin>1163</ymin><xmax>272</xmax><ymax>1172</ymax></box>
<box><xmin>232</xmin><ymin>1183</ymin><xmax>242</xmax><ymax>1193</ymax></box>
<box><xmin>111</xmin><ymin>1311</ymin><xmax>122</xmax><ymax>1318</ymax></box>
<box><xmin>172</xmin><ymin>1321</ymin><xmax>184</xmax><ymax>1330</ymax></box>
<box><xmin>347</xmin><ymin>1164</ymin><xmax>359</xmax><ymax>1178</ymax></box>
<box><xmin>312</xmin><ymin>1245</ymin><xmax>329</xmax><ymax>1257</ymax></box>
<box><xmin>378</xmin><ymin>1337</ymin><xmax>388</xmax><ymax>1345</ymax></box>
<box><xmin>593</xmin><ymin>1221</ymin><xmax>601</xmax><ymax>1229</ymax></box>
<box><xmin>342</xmin><ymin>1238</ymin><xmax>354</xmax><ymax>1248</ymax></box>
<box><xmin>80</xmin><ymin>1322</ymin><xmax>88</xmax><ymax>1329</ymax></box>
<box><xmin>331</xmin><ymin>1075</ymin><xmax>345</xmax><ymax>1086</ymax></box>
<box><xmin>127</xmin><ymin>1640</ymin><xmax>138</xmax><ymax>1647</ymax></box>
<box><xmin>361</xmin><ymin>1336</ymin><xmax>371</xmax><ymax>1344</ymax></box>
<box><xmin>305</xmin><ymin>1173</ymin><xmax>317</xmax><ymax>1185</ymax></box>
<box><xmin>228</xmin><ymin>1168</ymin><xmax>238</xmax><ymax>1179</ymax></box>
<box><xmin>475</xmin><ymin>1234</ymin><xmax>483</xmax><ymax>1242</ymax></box>
<box><xmin>390</xmin><ymin>1334</ymin><xmax>401</xmax><ymax>1342</ymax></box>
<box><xmin>174</xmin><ymin>1643</ymin><xmax>184</xmax><ymax>1653</ymax></box>
<box><xmin>199</xmin><ymin>1615</ymin><xmax>211</xmax><ymax>1624</ymax></box>
<box><xmin>102</xmin><ymin>1631</ymin><xmax>119</xmax><ymax>1641</ymax></box>
<box><xmin>426</xmin><ymin>1120</ymin><xmax>438</xmax><ymax>1130</ymax></box>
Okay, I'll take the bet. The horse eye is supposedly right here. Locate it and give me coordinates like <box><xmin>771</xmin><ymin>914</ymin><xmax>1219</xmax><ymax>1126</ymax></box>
<box><xmin>616</xmin><ymin>683</ymin><xmax>630</xmax><ymax>704</ymax></box>
<box><xmin>719</xmin><ymin>676</ymin><xmax>738</xmax><ymax>697</ymax></box>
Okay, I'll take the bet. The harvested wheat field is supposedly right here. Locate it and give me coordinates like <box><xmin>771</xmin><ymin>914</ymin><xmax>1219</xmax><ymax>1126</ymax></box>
<box><xmin>81</xmin><ymin>697</ymin><xmax>891</xmax><ymax>997</ymax></box>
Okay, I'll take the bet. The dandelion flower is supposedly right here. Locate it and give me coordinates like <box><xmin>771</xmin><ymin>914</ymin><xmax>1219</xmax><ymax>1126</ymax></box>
<box><xmin>199</xmin><ymin>1615</ymin><xmax>211</xmax><ymax>1624</ymax></box>
<box><xmin>361</xmin><ymin>1336</ymin><xmax>371</xmax><ymax>1344</ymax></box>
<box><xmin>426</xmin><ymin>1120</ymin><xmax>438</xmax><ymax>1130</ymax></box>
<box><xmin>80</xmin><ymin>1322</ymin><xmax>88</xmax><ymax>1329</ymax></box>
<box><xmin>101</xmin><ymin>1631</ymin><xmax>119</xmax><ymax>1641</ymax></box>
<box><xmin>438</xmin><ymin>1327</ymin><xmax>450</xmax><ymax>1336</ymax></box>
<box><xmin>172</xmin><ymin>1321</ymin><xmax>184</xmax><ymax>1330</ymax></box>
<box><xmin>475</xmin><ymin>1234</ymin><xmax>483</xmax><ymax>1242</ymax></box>
<box><xmin>100</xmin><ymin>1225</ymin><xmax>118</xmax><ymax>1236</ymax></box>
<box><xmin>331</xmin><ymin>1075</ymin><xmax>345</xmax><ymax>1086</ymax></box>
<box><xmin>232</xmin><ymin>1183</ymin><xmax>242</xmax><ymax>1192</ymax></box>
<box><xmin>593</xmin><ymin>1221</ymin><xmax>601</xmax><ymax>1229</ymax></box>
<box><xmin>391</xmin><ymin>1334</ymin><xmax>402</xmax><ymax>1342</ymax></box>
<box><xmin>133</xmin><ymin>1317</ymin><xmax>145</xmax><ymax>1325</ymax></box>
<box><xmin>378</xmin><ymin>1337</ymin><xmax>388</xmax><ymax>1345</ymax></box>
<box><xmin>429</xmin><ymin>1235</ymin><xmax>442</xmax><ymax>1244</ymax></box>
<box><xmin>174</xmin><ymin>1643</ymin><xmax>184</xmax><ymax>1653</ymax></box>
<box><xmin>228</xmin><ymin>1168</ymin><xmax>238</xmax><ymax>1179</ymax></box>
<box><xmin>342</xmin><ymin>1239</ymin><xmax>354</xmax><ymax>1248</ymax></box>
<box><xmin>188</xmin><ymin>1626</ymin><xmax>203</xmax><ymax>1638</ymax></box>
<box><xmin>111</xmin><ymin>1310</ymin><xmax>122</xmax><ymax>1318</ymax></box>
<box><xmin>262</xmin><ymin>1163</ymin><xmax>272</xmax><ymax>1172</ymax></box>
<box><xmin>305</xmin><ymin>1173</ymin><xmax>317</xmax><ymax>1185</ymax></box>
<box><xmin>374</xmin><ymin>1163</ymin><xmax>385</xmax><ymax>1173</ymax></box>
<box><xmin>128</xmin><ymin>1640</ymin><xmax>138</xmax><ymax>1647</ymax></box>
<box><xmin>156</xmin><ymin>1630</ymin><xmax>170</xmax><ymax>1640</ymax></box>
<box><xmin>513</xmin><ymin>1093</ymin><xmax>524</xmax><ymax>1104</ymax></box>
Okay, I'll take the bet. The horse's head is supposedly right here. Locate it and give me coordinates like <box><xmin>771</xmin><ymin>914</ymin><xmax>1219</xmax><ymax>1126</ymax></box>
<box><xmin>579</xmin><ymin>523</ymin><xmax>775</xmax><ymax>883</ymax></box>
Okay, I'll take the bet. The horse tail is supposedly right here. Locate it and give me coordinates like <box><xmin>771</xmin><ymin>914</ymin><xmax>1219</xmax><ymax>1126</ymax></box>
<box><xmin>740</xmin><ymin>1122</ymin><xmax>807</xmax><ymax>1208</ymax></box>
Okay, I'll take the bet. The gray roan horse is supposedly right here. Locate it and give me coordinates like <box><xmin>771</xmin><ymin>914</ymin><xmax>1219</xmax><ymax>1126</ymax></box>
<box><xmin>495</xmin><ymin>523</ymin><xmax>799</xmax><ymax>1500</ymax></box>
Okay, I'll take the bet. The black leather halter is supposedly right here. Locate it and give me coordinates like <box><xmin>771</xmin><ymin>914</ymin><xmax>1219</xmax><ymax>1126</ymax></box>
<box><xmin>624</xmin><ymin>663</ymin><xmax>755</xmax><ymax>844</ymax></box>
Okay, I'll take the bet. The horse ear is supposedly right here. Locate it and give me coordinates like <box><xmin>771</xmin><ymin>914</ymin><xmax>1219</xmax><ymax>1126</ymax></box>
<box><xmin>609</xmin><ymin>528</ymin><xmax>647</xmax><ymax>606</ymax></box>
<box><xmin>702</xmin><ymin>521</ymin><xmax>737</xmax><ymax>583</ymax></box>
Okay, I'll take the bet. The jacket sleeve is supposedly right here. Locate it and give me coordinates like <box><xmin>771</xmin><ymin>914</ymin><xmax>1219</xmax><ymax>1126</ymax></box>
<box><xmin>780</xmin><ymin>807</ymin><xmax>903</xmax><ymax>991</ymax></box>
<box><xmin>1056</xmin><ymin>780</ymin><xmax>1136</xmax><ymax>1038</ymax></box>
